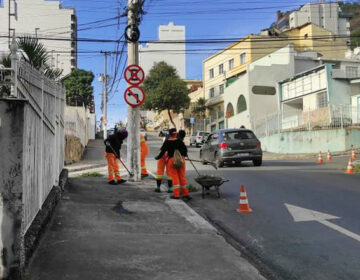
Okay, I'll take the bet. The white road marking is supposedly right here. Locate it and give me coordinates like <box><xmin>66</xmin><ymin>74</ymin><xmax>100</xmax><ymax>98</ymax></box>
<box><xmin>285</xmin><ymin>203</ymin><xmax>360</xmax><ymax>243</ymax></box>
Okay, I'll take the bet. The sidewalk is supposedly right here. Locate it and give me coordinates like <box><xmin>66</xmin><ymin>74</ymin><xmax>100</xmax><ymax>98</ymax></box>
<box><xmin>25</xmin><ymin>177</ymin><xmax>265</xmax><ymax>280</ymax></box>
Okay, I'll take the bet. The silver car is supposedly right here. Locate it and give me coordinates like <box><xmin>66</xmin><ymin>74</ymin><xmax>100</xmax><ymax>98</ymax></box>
<box><xmin>190</xmin><ymin>131</ymin><xmax>210</xmax><ymax>147</ymax></box>
<box><xmin>200</xmin><ymin>128</ymin><xmax>262</xmax><ymax>168</ymax></box>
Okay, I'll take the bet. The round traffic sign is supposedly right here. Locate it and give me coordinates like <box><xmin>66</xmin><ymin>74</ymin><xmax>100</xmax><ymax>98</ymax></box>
<box><xmin>124</xmin><ymin>86</ymin><xmax>145</xmax><ymax>108</ymax></box>
<box><xmin>124</xmin><ymin>64</ymin><xmax>145</xmax><ymax>85</ymax></box>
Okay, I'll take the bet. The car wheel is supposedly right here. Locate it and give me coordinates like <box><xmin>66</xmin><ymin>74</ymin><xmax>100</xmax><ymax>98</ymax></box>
<box><xmin>215</xmin><ymin>153</ymin><xmax>224</xmax><ymax>168</ymax></box>
<box><xmin>190</xmin><ymin>142</ymin><xmax>192</xmax><ymax>146</ymax></box>
<box><xmin>253</xmin><ymin>158</ymin><xmax>262</xmax><ymax>166</ymax></box>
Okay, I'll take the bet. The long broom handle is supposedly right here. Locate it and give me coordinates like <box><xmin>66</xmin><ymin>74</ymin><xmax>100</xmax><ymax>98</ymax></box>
<box><xmin>186</xmin><ymin>157</ymin><xmax>201</xmax><ymax>176</ymax></box>
<box><xmin>106</xmin><ymin>141</ymin><xmax>134</xmax><ymax>176</ymax></box>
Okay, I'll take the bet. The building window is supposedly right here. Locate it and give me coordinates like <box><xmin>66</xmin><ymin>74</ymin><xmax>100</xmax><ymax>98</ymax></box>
<box><xmin>229</xmin><ymin>59</ymin><xmax>234</xmax><ymax>70</ymax></box>
<box><xmin>209</xmin><ymin>68</ymin><xmax>214</xmax><ymax>79</ymax></box>
<box><xmin>317</xmin><ymin>92</ymin><xmax>328</xmax><ymax>109</ymax></box>
<box><xmin>219</xmin><ymin>64</ymin><xmax>224</xmax><ymax>74</ymax></box>
<box><xmin>346</xmin><ymin>66</ymin><xmax>358</xmax><ymax>78</ymax></box>
<box><xmin>240</xmin><ymin>53</ymin><xmax>246</xmax><ymax>64</ymax></box>
<box><xmin>237</xmin><ymin>95</ymin><xmax>247</xmax><ymax>113</ymax></box>
<box><xmin>209</xmin><ymin>88</ymin><xmax>215</xmax><ymax>98</ymax></box>
<box><xmin>226</xmin><ymin>103</ymin><xmax>234</xmax><ymax>118</ymax></box>
<box><xmin>219</xmin><ymin>84</ymin><xmax>224</xmax><ymax>94</ymax></box>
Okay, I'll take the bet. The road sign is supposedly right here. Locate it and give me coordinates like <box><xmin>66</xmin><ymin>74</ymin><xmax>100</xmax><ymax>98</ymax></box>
<box><xmin>124</xmin><ymin>64</ymin><xmax>145</xmax><ymax>85</ymax></box>
<box><xmin>124</xmin><ymin>86</ymin><xmax>145</xmax><ymax>108</ymax></box>
<box><xmin>190</xmin><ymin>117</ymin><xmax>195</xmax><ymax>124</ymax></box>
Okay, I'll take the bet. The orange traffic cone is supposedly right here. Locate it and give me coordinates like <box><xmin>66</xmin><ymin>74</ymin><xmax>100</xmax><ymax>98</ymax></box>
<box><xmin>326</xmin><ymin>150</ymin><xmax>332</xmax><ymax>161</ymax></box>
<box><xmin>317</xmin><ymin>151</ymin><xmax>323</xmax><ymax>164</ymax></box>
<box><xmin>346</xmin><ymin>157</ymin><xmax>354</xmax><ymax>174</ymax></box>
<box><xmin>351</xmin><ymin>148</ymin><xmax>357</xmax><ymax>160</ymax></box>
<box><xmin>237</xmin><ymin>185</ymin><xmax>252</xmax><ymax>213</ymax></box>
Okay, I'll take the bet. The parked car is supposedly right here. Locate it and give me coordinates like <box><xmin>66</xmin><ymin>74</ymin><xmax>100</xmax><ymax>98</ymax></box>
<box><xmin>190</xmin><ymin>131</ymin><xmax>210</xmax><ymax>147</ymax></box>
<box><xmin>200</xmin><ymin>128</ymin><xmax>262</xmax><ymax>168</ymax></box>
<box><xmin>158</xmin><ymin>128</ymin><xmax>169</xmax><ymax>137</ymax></box>
<box><xmin>140</xmin><ymin>128</ymin><xmax>148</xmax><ymax>141</ymax></box>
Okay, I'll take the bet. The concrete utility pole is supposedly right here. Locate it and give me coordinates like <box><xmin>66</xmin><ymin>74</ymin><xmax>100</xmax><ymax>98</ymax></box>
<box><xmin>101</xmin><ymin>51</ymin><xmax>109</xmax><ymax>140</ymax></box>
<box><xmin>126</xmin><ymin>0</ymin><xmax>141</xmax><ymax>181</ymax></box>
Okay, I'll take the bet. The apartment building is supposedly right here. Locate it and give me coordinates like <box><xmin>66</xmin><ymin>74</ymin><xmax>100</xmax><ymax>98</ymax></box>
<box><xmin>0</xmin><ymin>0</ymin><xmax>77</xmax><ymax>76</ymax></box>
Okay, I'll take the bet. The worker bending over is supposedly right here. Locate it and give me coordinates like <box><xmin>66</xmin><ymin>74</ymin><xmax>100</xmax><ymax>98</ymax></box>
<box><xmin>104</xmin><ymin>129</ymin><xmax>128</xmax><ymax>185</ymax></box>
<box><xmin>155</xmin><ymin>128</ymin><xmax>191</xmax><ymax>200</ymax></box>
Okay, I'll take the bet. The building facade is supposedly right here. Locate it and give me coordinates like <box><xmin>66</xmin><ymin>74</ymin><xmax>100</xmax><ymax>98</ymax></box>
<box><xmin>289</xmin><ymin>2</ymin><xmax>351</xmax><ymax>36</ymax></box>
<box><xmin>139</xmin><ymin>22</ymin><xmax>185</xmax><ymax>79</ymax></box>
<box><xmin>0</xmin><ymin>0</ymin><xmax>77</xmax><ymax>76</ymax></box>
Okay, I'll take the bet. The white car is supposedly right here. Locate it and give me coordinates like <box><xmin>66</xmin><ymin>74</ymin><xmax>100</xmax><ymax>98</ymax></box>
<box><xmin>140</xmin><ymin>129</ymin><xmax>148</xmax><ymax>141</ymax></box>
<box><xmin>190</xmin><ymin>131</ymin><xmax>210</xmax><ymax>147</ymax></box>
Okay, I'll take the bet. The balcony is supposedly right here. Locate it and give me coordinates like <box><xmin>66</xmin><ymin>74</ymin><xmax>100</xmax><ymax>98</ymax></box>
<box><xmin>206</xmin><ymin>94</ymin><xmax>224</xmax><ymax>107</ymax></box>
<box><xmin>332</xmin><ymin>68</ymin><xmax>360</xmax><ymax>79</ymax></box>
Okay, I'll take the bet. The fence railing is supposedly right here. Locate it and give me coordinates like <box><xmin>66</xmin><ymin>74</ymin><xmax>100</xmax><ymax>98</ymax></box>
<box><xmin>0</xmin><ymin>43</ymin><xmax>65</xmax><ymax>233</ymax></box>
<box><xmin>252</xmin><ymin>104</ymin><xmax>360</xmax><ymax>138</ymax></box>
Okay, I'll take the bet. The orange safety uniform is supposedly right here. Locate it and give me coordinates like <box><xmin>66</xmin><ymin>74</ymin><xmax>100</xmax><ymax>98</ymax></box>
<box><xmin>140</xmin><ymin>134</ymin><xmax>149</xmax><ymax>175</ymax></box>
<box><xmin>156</xmin><ymin>152</ymin><xmax>172</xmax><ymax>190</ymax></box>
<box><xmin>105</xmin><ymin>153</ymin><xmax>122</xmax><ymax>182</ymax></box>
<box><xmin>159</xmin><ymin>137</ymin><xmax>189</xmax><ymax>198</ymax></box>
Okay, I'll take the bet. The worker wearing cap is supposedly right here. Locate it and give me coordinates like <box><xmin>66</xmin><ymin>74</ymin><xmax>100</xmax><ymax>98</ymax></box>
<box><xmin>155</xmin><ymin>128</ymin><xmax>191</xmax><ymax>200</ymax></box>
<box><xmin>155</xmin><ymin>131</ymin><xmax>173</xmax><ymax>193</ymax></box>
<box><xmin>140</xmin><ymin>133</ymin><xmax>150</xmax><ymax>178</ymax></box>
<box><xmin>104</xmin><ymin>129</ymin><xmax>128</xmax><ymax>185</ymax></box>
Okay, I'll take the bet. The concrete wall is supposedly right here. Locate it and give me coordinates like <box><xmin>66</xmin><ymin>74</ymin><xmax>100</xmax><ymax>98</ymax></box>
<box><xmin>260</xmin><ymin>128</ymin><xmax>360</xmax><ymax>154</ymax></box>
<box><xmin>0</xmin><ymin>99</ymin><xmax>26</xmax><ymax>279</ymax></box>
<box><xmin>0</xmin><ymin>0</ymin><xmax>77</xmax><ymax>76</ymax></box>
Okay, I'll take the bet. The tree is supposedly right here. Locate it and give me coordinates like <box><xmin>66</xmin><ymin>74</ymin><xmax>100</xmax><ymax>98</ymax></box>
<box><xmin>143</xmin><ymin>61</ymin><xmax>190</xmax><ymax>128</ymax></box>
<box><xmin>62</xmin><ymin>69</ymin><xmax>94</xmax><ymax>108</ymax></box>
<box><xmin>191</xmin><ymin>97</ymin><xmax>207</xmax><ymax>118</ymax></box>
<box><xmin>17</xmin><ymin>36</ymin><xmax>63</xmax><ymax>79</ymax></box>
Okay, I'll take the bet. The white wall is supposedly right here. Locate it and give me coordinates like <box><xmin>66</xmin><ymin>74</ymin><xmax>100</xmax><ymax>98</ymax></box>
<box><xmin>225</xmin><ymin>45</ymin><xmax>300</xmax><ymax>129</ymax></box>
<box><xmin>139</xmin><ymin>22</ymin><xmax>185</xmax><ymax>79</ymax></box>
<box><xmin>0</xmin><ymin>0</ymin><xmax>77</xmax><ymax>76</ymax></box>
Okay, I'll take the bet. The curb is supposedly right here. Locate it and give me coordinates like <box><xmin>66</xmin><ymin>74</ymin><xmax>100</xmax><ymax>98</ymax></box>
<box><xmin>65</xmin><ymin>163</ymin><xmax>107</xmax><ymax>172</ymax></box>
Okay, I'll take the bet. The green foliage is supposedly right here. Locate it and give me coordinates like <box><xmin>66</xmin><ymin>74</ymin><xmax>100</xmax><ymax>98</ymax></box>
<box><xmin>62</xmin><ymin>69</ymin><xmax>94</xmax><ymax>108</ymax></box>
<box><xmin>339</xmin><ymin>2</ymin><xmax>360</xmax><ymax>49</ymax></box>
<box><xmin>191</xmin><ymin>97</ymin><xmax>207</xmax><ymax>118</ymax></box>
<box><xmin>143</xmin><ymin>61</ymin><xmax>190</xmax><ymax>128</ymax></box>
<box><xmin>0</xmin><ymin>55</ymin><xmax>11</xmax><ymax>97</ymax></box>
<box><xmin>79</xmin><ymin>172</ymin><xmax>104</xmax><ymax>177</ymax></box>
<box><xmin>16</xmin><ymin>36</ymin><xmax>63</xmax><ymax>79</ymax></box>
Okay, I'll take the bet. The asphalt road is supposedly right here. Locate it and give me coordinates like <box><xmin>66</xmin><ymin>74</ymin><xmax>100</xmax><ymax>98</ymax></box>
<box><xmin>147</xmin><ymin>132</ymin><xmax>360</xmax><ymax>280</ymax></box>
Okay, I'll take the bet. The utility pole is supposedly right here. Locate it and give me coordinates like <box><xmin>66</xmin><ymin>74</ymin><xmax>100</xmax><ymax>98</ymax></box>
<box><xmin>101</xmin><ymin>51</ymin><xmax>109</xmax><ymax>140</ymax></box>
<box><xmin>126</xmin><ymin>0</ymin><xmax>141</xmax><ymax>181</ymax></box>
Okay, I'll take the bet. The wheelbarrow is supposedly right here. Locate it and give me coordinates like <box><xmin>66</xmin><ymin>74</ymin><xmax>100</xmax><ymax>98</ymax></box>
<box><xmin>194</xmin><ymin>176</ymin><xmax>229</xmax><ymax>199</ymax></box>
<box><xmin>187</xmin><ymin>157</ymin><xmax>229</xmax><ymax>199</ymax></box>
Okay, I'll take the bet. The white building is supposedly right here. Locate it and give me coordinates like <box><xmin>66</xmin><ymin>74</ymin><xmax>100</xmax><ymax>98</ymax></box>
<box><xmin>289</xmin><ymin>2</ymin><xmax>351</xmax><ymax>36</ymax></box>
<box><xmin>139</xmin><ymin>22</ymin><xmax>186</xmax><ymax>79</ymax></box>
<box><xmin>139</xmin><ymin>22</ymin><xmax>186</xmax><ymax>125</ymax></box>
<box><xmin>0</xmin><ymin>0</ymin><xmax>77</xmax><ymax>76</ymax></box>
<box><xmin>225</xmin><ymin>45</ymin><xmax>319</xmax><ymax>130</ymax></box>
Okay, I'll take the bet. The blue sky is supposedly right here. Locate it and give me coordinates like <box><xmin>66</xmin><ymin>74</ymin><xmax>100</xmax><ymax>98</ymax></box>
<box><xmin>58</xmin><ymin>0</ymin><xmax>319</xmax><ymax>127</ymax></box>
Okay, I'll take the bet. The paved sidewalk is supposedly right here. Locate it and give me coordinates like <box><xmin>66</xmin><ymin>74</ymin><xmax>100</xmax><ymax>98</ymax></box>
<box><xmin>25</xmin><ymin>177</ymin><xmax>265</xmax><ymax>280</ymax></box>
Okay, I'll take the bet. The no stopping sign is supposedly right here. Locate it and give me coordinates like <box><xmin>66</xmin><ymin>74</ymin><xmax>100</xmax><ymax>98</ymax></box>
<box><xmin>124</xmin><ymin>86</ymin><xmax>145</xmax><ymax>107</ymax></box>
<box><xmin>124</xmin><ymin>64</ymin><xmax>145</xmax><ymax>85</ymax></box>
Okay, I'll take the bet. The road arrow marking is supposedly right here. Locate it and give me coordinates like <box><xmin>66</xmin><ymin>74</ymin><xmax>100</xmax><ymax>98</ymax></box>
<box><xmin>285</xmin><ymin>203</ymin><xmax>360</xmax><ymax>242</ymax></box>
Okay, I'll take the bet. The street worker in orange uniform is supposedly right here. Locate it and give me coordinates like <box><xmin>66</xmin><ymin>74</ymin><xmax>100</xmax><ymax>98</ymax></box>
<box><xmin>140</xmin><ymin>134</ymin><xmax>150</xmax><ymax>178</ymax></box>
<box><xmin>155</xmin><ymin>130</ymin><xmax>174</xmax><ymax>193</ymax></box>
<box><xmin>155</xmin><ymin>129</ymin><xmax>191</xmax><ymax>200</ymax></box>
<box><xmin>104</xmin><ymin>129</ymin><xmax>128</xmax><ymax>185</ymax></box>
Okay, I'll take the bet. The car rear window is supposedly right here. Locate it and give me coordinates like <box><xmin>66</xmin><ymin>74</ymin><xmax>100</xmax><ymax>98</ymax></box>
<box><xmin>223</xmin><ymin>131</ymin><xmax>255</xmax><ymax>140</ymax></box>
<box><xmin>199</xmin><ymin>132</ymin><xmax>210</xmax><ymax>136</ymax></box>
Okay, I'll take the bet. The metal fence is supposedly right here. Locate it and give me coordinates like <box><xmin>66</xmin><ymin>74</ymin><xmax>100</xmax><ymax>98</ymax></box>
<box><xmin>252</xmin><ymin>104</ymin><xmax>360</xmax><ymax>138</ymax></box>
<box><xmin>0</xmin><ymin>42</ymin><xmax>65</xmax><ymax>232</ymax></box>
